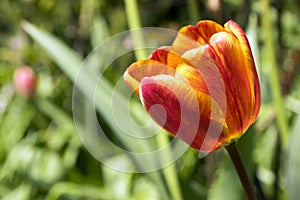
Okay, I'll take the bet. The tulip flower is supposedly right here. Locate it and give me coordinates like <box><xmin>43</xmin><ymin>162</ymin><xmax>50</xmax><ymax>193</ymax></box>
<box><xmin>123</xmin><ymin>20</ymin><xmax>260</xmax><ymax>153</ymax></box>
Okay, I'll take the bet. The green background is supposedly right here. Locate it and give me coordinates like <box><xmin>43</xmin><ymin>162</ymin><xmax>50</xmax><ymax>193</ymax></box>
<box><xmin>0</xmin><ymin>0</ymin><xmax>300</xmax><ymax>199</ymax></box>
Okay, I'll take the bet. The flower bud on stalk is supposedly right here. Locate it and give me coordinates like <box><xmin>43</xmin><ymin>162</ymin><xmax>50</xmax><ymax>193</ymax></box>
<box><xmin>13</xmin><ymin>66</ymin><xmax>37</xmax><ymax>99</ymax></box>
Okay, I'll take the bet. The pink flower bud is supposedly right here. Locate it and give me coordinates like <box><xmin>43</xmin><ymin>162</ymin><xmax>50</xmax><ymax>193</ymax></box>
<box><xmin>13</xmin><ymin>66</ymin><xmax>37</xmax><ymax>98</ymax></box>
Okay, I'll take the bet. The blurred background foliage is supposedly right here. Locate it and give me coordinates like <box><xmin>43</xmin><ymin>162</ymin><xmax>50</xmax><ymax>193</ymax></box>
<box><xmin>0</xmin><ymin>0</ymin><xmax>300</xmax><ymax>199</ymax></box>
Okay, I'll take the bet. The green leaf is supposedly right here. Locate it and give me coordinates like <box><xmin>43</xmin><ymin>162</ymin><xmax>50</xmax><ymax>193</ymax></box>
<box><xmin>21</xmin><ymin>21</ymin><xmax>82</xmax><ymax>81</ymax></box>
<box><xmin>253</xmin><ymin>124</ymin><xmax>277</xmax><ymax>193</ymax></box>
<box><xmin>2</xmin><ymin>143</ymin><xmax>65</xmax><ymax>185</ymax></box>
<box><xmin>131</xmin><ymin>177</ymin><xmax>160</xmax><ymax>200</ymax></box>
<box><xmin>286</xmin><ymin>114</ymin><xmax>300</xmax><ymax>199</ymax></box>
<box><xmin>102</xmin><ymin>155</ymin><xmax>134</xmax><ymax>199</ymax></box>
<box><xmin>30</xmin><ymin>149</ymin><xmax>65</xmax><ymax>185</ymax></box>
<box><xmin>90</xmin><ymin>16</ymin><xmax>109</xmax><ymax>48</ymax></box>
<box><xmin>0</xmin><ymin>96</ymin><xmax>35</xmax><ymax>156</ymax></box>
<box><xmin>46</xmin><ymin>182</ymin><xmax>103</xmax><ymax>200</ymax></box>
<box><xmin>208</xmin><ymin>159</ymin><xmax>244</xmax><ymax>200</ymax></box>
<box><xmin>1</xmin><ymin>183</ymin><xmax>31</xmax><ymax>200</ymax></box>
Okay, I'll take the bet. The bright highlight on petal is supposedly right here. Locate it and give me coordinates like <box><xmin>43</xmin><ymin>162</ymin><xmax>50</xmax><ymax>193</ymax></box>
<box><xmin>123</xmin><ymin>20</ymin><xmax>261</xmax><ymax>152</ymax></box>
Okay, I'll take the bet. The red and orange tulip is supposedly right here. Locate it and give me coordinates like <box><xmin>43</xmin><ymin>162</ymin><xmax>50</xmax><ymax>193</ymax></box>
<box><xmin>123</xmin><ymin>20</ymin><xmax>261</xmax><ymax>152</ymax></box>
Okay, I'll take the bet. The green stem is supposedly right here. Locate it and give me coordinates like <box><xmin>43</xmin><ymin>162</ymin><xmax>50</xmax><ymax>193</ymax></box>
<box><xmin>261</xmin><ymin>0</ymin><xmax>289</xmax><ymax>147</ymax></box>
<box><xmin>124</xmin><ymin>0</ymin><xmax>147</xmax><ymax>60</ymax></box>
<box><xmin>156</xmin><ymin>131</ymin><xmax>183</xmax><ymax>200</ymax></box>
<box><xmin>187</xmin><ymin>0</ymin><xmax>200</xmax><ymax>23</ymax></box>
<box><xmin>225</xmin><ymin>142</ymin><xmax>257</xmax><ymax>200</ymax></box>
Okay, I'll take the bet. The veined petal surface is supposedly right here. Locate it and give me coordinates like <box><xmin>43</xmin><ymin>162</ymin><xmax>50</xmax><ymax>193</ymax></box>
<box><xmin>140</xmin><ymin>75</ymin><xmax>227</xmax><ymax>151</ymax></box>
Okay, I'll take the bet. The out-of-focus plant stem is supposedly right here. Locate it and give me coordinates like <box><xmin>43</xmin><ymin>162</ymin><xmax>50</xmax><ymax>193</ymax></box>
<box><xmin>187</xmin><ymin>0</ymin><xmax>200</xmax><ymax>24</ymax></box>
<box><xmin>124</xmin><ymin>1</ymin><xmax>183</xmax><ymax>200</ymax></box>
<box><xmin>124</xmin><ymin>0</ymin><xmax>147</xmax><ymax>59</ymax></box>
<box><xmin>156</xmin><ymin>131</ymin><xmax>183</xmax><ymax>200</ymax></box>
<box><xmin>261</xmin><ymin>0</ymin><xmax>289</xmax><ymax>147</ymax></box>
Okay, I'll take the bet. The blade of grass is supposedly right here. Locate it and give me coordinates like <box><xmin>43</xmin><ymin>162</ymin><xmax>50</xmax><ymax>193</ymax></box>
<box><xmin>46</xmin><ymin>182</ymin><xmax>103</xmax><ymax>200</ymax></box>
<box><xmin>156</xmin><ymin>130</ymin><xmax>183</xmax><ymax>200</ymax></box>
<box><xmin>21</xmin><ymin>21</ymin><xmax>82</xmax><ymax>81</ymax></box>
<box><xmin>0</xmin><ymin>97</ymin><xmax>35</xmax><ymax>155</ymax></box>
<box><xmin>1</xmin><ymin>183</ymin><xmax>31</xmax><ymax>200</ymax></box>
<box><xmin>261</xmin><ymin>0</ymin><xmax>289</xmax><ymax>147</ymax></box>
<box><xmin>286</xmin><ymin>114</ymin><xmax>300</xmax><ymax>200</ymax></box>
<box><xmin>124</xmin><ymin>0</ymin><xmax>147</xmax><ymax>59</ymax></box>
<box><xmin>187</xmin><ymin>0</ymin><xmax>200</xmax><ymax>23</ymax></box>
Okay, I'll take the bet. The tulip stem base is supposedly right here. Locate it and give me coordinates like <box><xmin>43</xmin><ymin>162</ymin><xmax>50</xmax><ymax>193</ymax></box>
<box><xmin>225</xmin><ymin>142</ymin><xmax>257</xmax><ymax>200</ymax></box>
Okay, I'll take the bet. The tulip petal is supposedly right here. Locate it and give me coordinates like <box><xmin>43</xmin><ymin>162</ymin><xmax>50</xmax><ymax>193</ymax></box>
<box><xmin>175</xmin><ymin>61</ymin><xmax>209</xmax><ymax>95</ymax></box>
<box><xmin>178</xmin><ymin>46</ymin><xmax>227</xmax><ymax>110</ymax></box>
<box><xmin>149</xmin><ymin>46</ymin><xmax>181</xmax><ymax>68</ymax></box>
<box><xmin>172</xmin><ymin>20</ymin><xmax>226</xmax><ymax>54</ymax></box>
<box><xmin>140</xmin><ymin>75</ymin><xmax>228</xmax><ymax>152</ymax></box>
<box><xmin>224</xmin><ymin>20</ymin><xmax>261</xmax><ymax>123</ymax></box>
<box><xmin>208</xmin><ymin>31</ymin><xmax>255</xmax><ymax>136</ymax></box>
<box><xmin>123</xmin><ymin>47</ymin><xmax>181</xmax><ymax>94</ymax></box>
